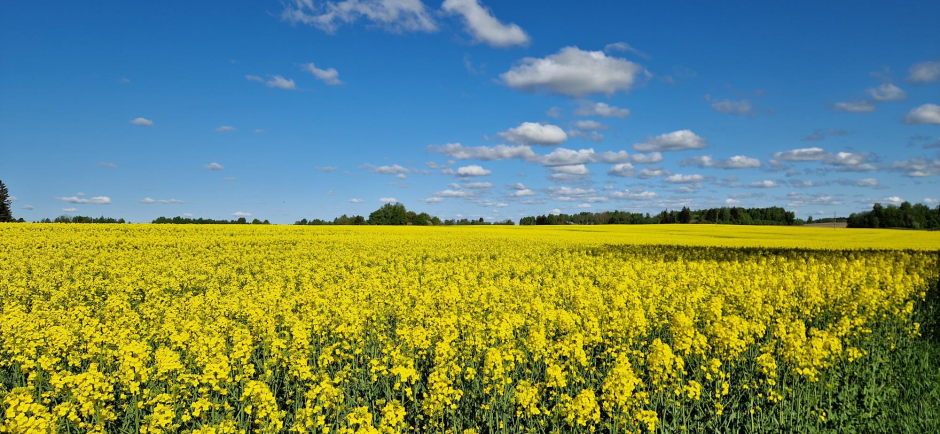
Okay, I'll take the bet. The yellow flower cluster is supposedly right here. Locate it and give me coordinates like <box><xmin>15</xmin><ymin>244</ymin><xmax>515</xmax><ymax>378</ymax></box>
<box><xmin>0</xmin><ymin>224</ymin><xmax>937</xmax><ymax>433</ymax></box>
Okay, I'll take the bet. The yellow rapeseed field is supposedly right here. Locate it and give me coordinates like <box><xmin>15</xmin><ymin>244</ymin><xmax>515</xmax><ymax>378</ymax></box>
<box><xmin>1</xmin><ymin>224</ymin><xmax>939</xmax><ymax>433</ymax></box>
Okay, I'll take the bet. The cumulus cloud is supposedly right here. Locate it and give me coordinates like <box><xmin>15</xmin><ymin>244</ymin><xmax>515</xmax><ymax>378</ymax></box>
<box><xmin>139</xmin><ymin>197</ymin><xmax>156</xmax><ymax>204</ymax></box>
<box><xmin>265</xmin><ymin>75</ymin><xmax>297</xmax><ymax>90</ymax></box>
<box><xmin>513</xmin><ymin>188</ymin><xmax>536</xmax><ymax>197</ymax></box>
<box><xmin>610</xmin><ymin>189</ymin><xmax>657</xmax><ymax>200</ymax></box>
<box><xmin>420</xmin><ymin>197</ymin><xmax>445</xmax><ymax>203</ymax></box>
<box><xmin>679</xmin><ymin>155</ymin><xmax>761</xmax><ymax>169</ymax></box>
<box><xmin>833</xmin><ymin>101</ymin><xmax>875</xmax><ymax>113</ymax></box>
<box><xmin>434</xmin><ymin>189</ymin><xmax>472</xmax><ymax>198</ymax></box>
<box><xmin>907</xmin><ymin>61</ymin><xmax>940</xmax><ymax>84</ymax></box>
<box><xmin>856</xmin><ymin>178</ymin><xmax>879</xmax><ymax>187</ymax></box>
<box><xmin>500</xmin><ymin>46</ymin><xmax>647</xmax><ymax>97</ymax></box>
<box><xmin>281</xmin><ymin>0</ymin><xmax>437</xmax><ymax>34</ymax></box>
<box><xmin>549</xmin><ymin>164</ymin><xmax>590</xmax><ymax>181</ymax></box>
<box><xmin>55</xmin><ymin>196</ymin><xmax>111</xmax><ymax>204</ymax></box>
<box><xmin>63</xmin><ymin>208</ymin><xmax>79</xmax><ymax>213</ymax></box>
<box><xmin>664</xmin><ymin>174</ymin><xmax>706</xmax><ymax>184</ymax></box>
<box><xmin>429</xmin><ymin>143</ymin><xmax>538</xmax><ymax>161</ymax></box>
<box><xmin>455</xmin><ymin>165</ymin><xmax>492</xmax><ymax>176</ymax></box>
<box><xmin>749</xmin><ymin>180</ymin><xmax>779</xmax><ymax>188</ymax></box>
<box><xmin>216</xmin><ymin>126</ymin><xmax>237</xmax><ymax>133</ymax></box>
<box><xmin>567</xmin><ymin>130</ymin><xmax>605</xmax><ymax>142</ymax></box>
<box><xmin>637</xmin><ymin>166</ymin><xmax>667</xmax><ymax>179</ymax></box>
<box><xmin>866</xmin><ymin>83</ymin><xmax>907</xmax><ymax>102</ymax></box>
<box><xmin>463</xmin><ymin>182</ymin><xmax>493</xmax><ymax>189</ymax></box>
<box><xmin>366</xmin><ymin>164</ymin><xmax>410</xmax><ymax>174</ymax></box>
<box><xmin>315</xmin><ymin>166</ymin><xmax>338</xmax><ymax>172</ymax></box>
<box><xmin>349</xmin><ymin>198</ymin><xmax>365</xmax><ymax>203</ymax></box>
<box><xmin>442</xmin><ymin>0</ymin><xmax>529</xmax><ymax>47</ymax></box>
<box><xmin>888</xmin><ymin>157</ymin><xmax>940</xmax><ymax>177</ymax></box>
<box><xmin>204</xmin><ymin>162</ymin><xmax>225</xmax><ymax>170</ymax></box>
<box><xmin>772</xmin><ymin>147</ymin><xmax>875</xmax><ymax>171</ymax></box>
<box><xmin>710</xmin><ymin>98</ymin><xmax>754</xmax><ymax>116</ymax></box>
<box><xmin>99</xmin><ymin>162</ymin><xmax>118</xmax><ymax>169</ymax></box>
<box><xmin>882</xmin><ymin>196</ymin><xmax>904</xmax><ymax>206</ymax></box>
<box><xmin>786</xmin><ymin>192</ymin><xmax>843</xmax><ymax>207</ymax></box>
<box><xmin>725</xmin><ymin>198</ymin><xmax>742</xmax><ymax>206</ymax></box>
<box><xmin>903</xmin><ymin>104</ymin><xmax>940</xmax><ymax>125</ymax></box>
<box><xmin>232</xmin><ymin>211</ymin><xmax>252</xmax><ymax>217</ymax></box>
<box><xmin>607</xmin><ymin>163</ymin><xmax>635</xmax><ymax>177</ymax></box>
<box><xmin>573</xmin><ymin>101</ymin><xmax>630</xmax><ymax>118</ymax></box>
<box><xmin>498</xmin><ymin>122</ymin><xmax>567</xmax><ymax>145</ymax></box>
<box><xmin>141</xmin><ymin>197</ymin><xmax>184</xmax><ymax>204</ymax></box>
<box><xmin>573</xmin><ymin>120</ymin><xmax>609</xmax><ymax>131</ymax></box>
<box><xmin>302</xmin><ymin>63</ymin><xmax>342</xmax><ymax>85</ymax></box>
<box><xmin>130</xmin><ymin>117</ymin><xmax>154</xmax><ymax>127</ymax></box>
<box><xmin>633</xmin><ymin>130</ymin><xmax>707</xmax><ymax>152</ymax></box>
<box><xmin>379</xmin><ymin>197</ymin><xmax>398</xmax><ymax>203</ymax></box>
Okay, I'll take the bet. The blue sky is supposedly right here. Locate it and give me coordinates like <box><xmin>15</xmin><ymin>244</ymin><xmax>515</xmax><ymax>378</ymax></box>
<box><xmin>1</xmin><ymin>0</ymin><xmax>938</xmax><ymax>223</ymax></box>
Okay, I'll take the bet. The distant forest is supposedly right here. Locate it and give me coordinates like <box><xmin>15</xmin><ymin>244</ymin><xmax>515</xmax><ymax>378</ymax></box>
<box><xmin>152</xmin><ymin>216</ymin><xmax>270</xmax><ymax>225</ymax></box>
<box><xmin>294</xmin><ymin>203</ymin><xmax>514</xmax><ymax>226</ymax></box>
<box><xmin>847</xmin><ymin>202</ymin><xmax>940</xmax><ymax>229</ymax></box>
<box><xmin>520</xmin><ymin>206</ymin><xmax>797</xmax><ymax>226</ymax></box>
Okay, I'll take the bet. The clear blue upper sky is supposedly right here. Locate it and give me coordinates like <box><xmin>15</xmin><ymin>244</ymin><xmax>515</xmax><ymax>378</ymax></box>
<box><xmin>1</xmin><ymin>0</ymin><xmax>938</xmax><ymax>223</ymax></box>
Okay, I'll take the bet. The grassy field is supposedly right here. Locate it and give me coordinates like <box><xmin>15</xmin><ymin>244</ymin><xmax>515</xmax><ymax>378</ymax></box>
<box><xmin>1</xmin><ymin>224</ymin><xmax>938</xmax><ymax>433</ymax></box>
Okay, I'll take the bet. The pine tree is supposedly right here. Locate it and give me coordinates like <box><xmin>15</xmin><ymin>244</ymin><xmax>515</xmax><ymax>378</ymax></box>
<box><xmin>0</xmin><ymin>180</ymin><xmax>14</xmax><ymax>222</ymax></box>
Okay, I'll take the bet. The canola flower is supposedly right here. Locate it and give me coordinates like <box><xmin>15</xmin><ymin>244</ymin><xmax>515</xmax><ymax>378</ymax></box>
<box><xmin>0</xmin><ymin>224</ymin><xmax>938</xmax><ymax>433</ymax></box>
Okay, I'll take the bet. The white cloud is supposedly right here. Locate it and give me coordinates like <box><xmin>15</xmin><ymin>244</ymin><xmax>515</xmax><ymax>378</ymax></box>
<box><xmin>62</xmin><ymin>208</ymin><xmax>79</xmax><ymax>213</ymax></box>
<box><xmin>546</xmin><ymin>107</ymin><xmax>562</xmax><ymax>118</ymax></box>
<box><xmin>833</xmin><ymin>101</ymin><xmax>875</xmax><ymax>113</ymax></box>
<box><xmin>498</xmin><ymin>122</ymin><xmax>567</xmax><ymax>145</ymax></box>
<box><xmin>924</xmin><ymin>198</ymin><xmax>938</xmax><ymax>204</ymax></box>
<box><xmin>349</xmin><ymin>198</ymin><xmax>365</xmax><ymax>203</ymax></box>
<box><xmin>367</xmin><ymin>164</ymin><xmax>410</xmax><ymax>174</ymax></box>
<box><xmin>603</xmin><ymin>42</ymin><xmax>649</xmax><ymax>59</ymax></box>
<box><xmin>140</xmin><ymin>197</ymin><xmax>156</xmax><ymax>204</ymax></box>
<box><xmin>710</xmin><ymin>99</ymin><xmax>754</xmax><ymax>116</ymax></box>
<box><xmin>246</xmin><ymin>75</ymin><xmax>264</xmax><ymax>82</ymax></box>
<box><xmin>120</xmin><ymin>77</ymin><xmax>131</xmax><ymax>84</ymax></box>
<box><xmin>379</xmin><ymin>197</ymin><xmax>398</xmax><ymax>203</ymax></box>
<box><xmin>254</xmin><ymin>129</ymin><xmax>265</xmax><ymax>133</ymax></box>
<box><xmin>463</xmin><ymin>182</ymin><xmax>493</xmax><ymax>189</ymax></box>
<box><xmin>749</xmin><ymin>180</ymin><xmax>779</xmax><ymax>188</ymax></box>
<box><xmin>786</xmin><ymin>192</ymin><xmax>843</xmax><ymax>207</ymax></box>
<box><xmin>514</xmin><ymin>188</ymin><xmax>536</xmax><ymax>197</ymax></box>
<box><xmin>538</xmin><ymin>148</ymin><xmax>597</xmax><ymax>166</ymax></box>
<box><xmin>429</xmin><ymin>143</ymin><xmax>538</xmax><ymax>161</ymax></box>
<box><xmin>607</xmin><ymin>163</ymin><xmax>635</xmax><ymax>177</ymax></box>
<box><xmin>232</xmin><ymin>211</ymin><xmax>252</xmax><ymax>217</ymax></box>
<box><xmin>903</xmin><ymin>104</ymin><xmax>940</xmax><ymax>125</ymax></box>
<box><xmin>508</xmin><ymin>182</ymin><xmax>527</xmax><ymax>190</ymax></box>
<box><xmin>856</xmin><ymin>178</ymin><xmax>878</xmax><ymax>187</ymax></box>
<box><xmin>577</xmin><ymin>203</ymin><xmax>592</xmax><ymax>208</ymax></box>
<box><xmin>500</xmin><ymin>46</ymin><xmax>647</xmax><ymax>97</ymax></box>
<box><xmin>130</xmin><ymin>117</ymin><xmax>154</xmax><ymax>127</ymax></box>
<box><xmin>888</xmin><ymin>157</ymin><xmax>940</xmax><ymax>177</ymax></box>
<box><xmin>442</xmin><ymin>0</ymin><xmax>529</xmax><ymax>48</ymax></box>
<box><xmin>573</xmin><ymin>101</ymin><xmax>630</xmax><ymax>118</ymax></box>
<box><xmin>630</xmin><ymin>152</ymin><xmax>663</xmax><ymax>164</ymax></box>
<box><xmin>455</xmin><ymin>165</ymin><xmax>492</xmax><ymax>176</ymax></box>
<box><xmin>316</xmin><ymin>166</ymin><xmax>339</xmax><ymax>172</ymax></box>
<box><xmin>302</xmin><ymin>63</ymin><xmax>342</xmax><ymax>85</ymax></box>
<box><xmin>55</xmin><ymin>196</ymin><xmax>111</xmax><ymax>204</ymax></box>
<box><xmin>725</xmin><ymin>198</ymin><xmax>741</xmax><ymax>206</ymax></box>
<box><xmin>638</xmin><ymin>166</ymin><xmax>667</xmax><ymax>179</ymax></box>
<box><xmin>549</xmin><ymin>164</ymin><xmax>590</xmax><ymax>180</ymax></box>
<box><xmin>141</xmin><ymin>197</ymin><xmax>184</xmax><ymax>204</ymax></box>
<box><xmin>907</xmin><ymin>61</ymin><xmax>940</xmax><ymax>84</ymax></box>
<box><xmin>567</xmin><ymin>130</ymin><xmax>604</xmax><ymax>142</ymax></box>
<box><xmin>633</xmin><ymin>130</ymin><xmax>707</xmax><ymax>152</ymax></box>
<box><xmin>550</xmin><ymin>208</ymin><xmax>562</xmax><ymax>215</ymax></box>
<box><xmin>420</xmin><ymin>197</ymin><xmax>445</xmax><ymax>203</ymax></box>
<box><xmin>664</xmin><ymin>174</ymin><xmax>706</xmax><ymax>184</ymax></box>
<box><xmin>204</xmin><ymin>162</ymin><xmax>225</xmax><ymax>170</ymax></box>
<box><xmin>99</xmin><ymin>162</ymin><xmax>118</xmax><ymax>169</ymax></box>
<box><xmin>772</xmin><ymin>147</ymin><xmax>875</xmax><ymax>171</ymax></box>
<box><xmin>610</xmin><ymin>189</ymin><xmax>657</xmax><ymax>200</ymax></box>
<box><xmin>883</xmin><ymin>196</ymin><xmax>904</xmax><ymax>206</ymax></box>
<box><xmin>573</xmin><ymin>120</ymin><xmax>608</xmax><ymax>131</ymax></box>
<box><xmin>679</xmin><ymin>155</ymin><xmax>761</xmax><ymax>169</ymax></box>
<box><xmin>281</xmin><ymin>0</ymin><xmax>437</xmax><ymax>34</ymax></box>
<box><xmin>434</xmin><ymin>189</ymin><xmax>472</xmax><ymax>198</ymax></box>
<box><xmin>396</xmin><ymin>173</ymin><xmax>407</xmax><ymax>179</ymax></box>
<box><xmin>216</xmin><ymin>126</ymin><xmax>237</xmax><ymax>133</ymax></box>
<box><xmin>866</xmin><ymin>83</ymin><xmax>907</xmax><ymax>102</ymax></box>
<box><xmin>266</xmin><ymin>75</ymin><xmax>297</xmax><ymax>90</ymax></box>
<box><xmin>22</xmin><ymin>205</ymin><xmax>34</xmax><ymax>210</ymax></box>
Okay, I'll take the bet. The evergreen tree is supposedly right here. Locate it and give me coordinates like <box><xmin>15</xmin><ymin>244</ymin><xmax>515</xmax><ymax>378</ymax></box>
<box><xmin>0</xmin><ymin>180</ymin><xmax>13</xmax><ymax>222</ymax></box>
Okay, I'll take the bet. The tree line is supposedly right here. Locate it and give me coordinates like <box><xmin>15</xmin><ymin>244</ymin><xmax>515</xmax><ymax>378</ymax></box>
<box><xmin>847</xmin><ymin>202</ymin><xmax>940</xmax><ymax>229</ymax></box>
<box><xmin>152</xmin><ymin>216</ymin><xmax>271</xmax><ymax>225</ymax></box>
<box><xmin>295</xmin><ymin>203</ymin><xmax>514</xmax><ymax>226</ymax></box>
<box><xmin>520</xmin><ymin>206</ymin><xmax>798</xmax><ymax>226</ymax></box>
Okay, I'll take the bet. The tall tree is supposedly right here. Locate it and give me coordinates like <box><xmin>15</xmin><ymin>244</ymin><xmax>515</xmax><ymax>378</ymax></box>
<box><xmin>0</xmin><ymin>180</ymin><xmax>13</xmax><ymax>222</ymax></box>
